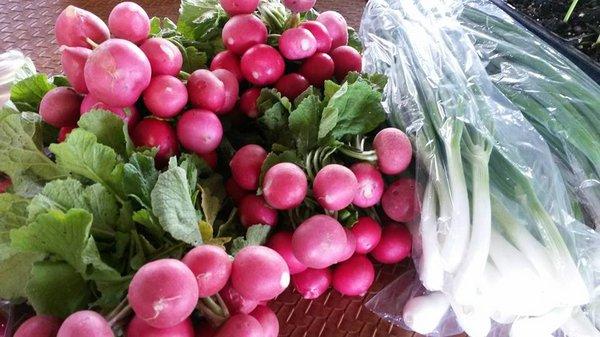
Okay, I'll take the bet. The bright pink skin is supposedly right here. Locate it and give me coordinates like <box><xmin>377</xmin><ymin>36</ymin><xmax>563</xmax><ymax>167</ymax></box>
<box><xmin>338</xmin><ymin>229</ymin><xmax>357</xmax><ymax>262</ymax></box>
<box><xmin>350</xmin><ymin>162</ymin><xmax>384</xmax><ymax>208</ymax></box>
<box><xmin>274</xmin><ymin>73</ymin><xmax>309</xmax><ymax>100</ymax></box>
<box><xmin>108</xmin><ymin>2</ymin><xmax>150</xmax><ymax>44</ymax></box>
<box><xmin>176</xmin><ymin>109</ymin><xmax>223</xmax><ymax>154</ymax></box>
<box><xmin>351</xmin><ymin>216</ymin><xmax>382</xmax><ymax>254</ymax></box>
<box><xmin>299</xmin><ymin>52</ymin><xmax>334</xmax><ymax>87</ymax></box>
<box><xmin>212</xmin><ymin>69</ymin><xmax>239</xmax><ymax>114</ymax></box>
<box><xmin>219</xmin><ymin>0</ymin><xmax>260</xmax><ymax>15</ymax></box>
<box><xmin>292</xmin><ymin>268</ymin><xmax>332</xmax><ymax>299</ymax></box>
<box><xmin>283</xmin><ymin>0</ymin><xmax>316</xmax><ymax>12</ymax></box>
<box><xmin>80</xmin><ymin>94</ymin><xmax>140</xmax><ymax>129</ymax></box>
<box><xmin>219</xmin><ymin>282</ymin><xmax>259</xmax><ymax>314</ymax></box>
<box><xmin>238</xmin><ymin>195</ymin><xmax>278</xmax><ymax>227</ymax></box>
<box><xmin>238</xmin><ymin>88</ymin><xmax>261</xmax><ymax>118</ymax></box>
<box><xmin>298</xmin><ymin>21</ymin><xmax>332</xmax><ymax>53</ymax></box>
<box><xmin>127</xmin><ymin>316</ymin><xmax>194</xmax><ymax>337</ymax></box>
<box><xmin>381</xmin><ymin>178</ymin><xmax>420</xmax><ymax>223</ymax></box>
<box><xmin>292</xmin><ymin>215</ymin><xmax>347</xmax><ymax>269</ymax></box>
<box><xmin>313</xmin><ymin>164</ymin><xmax>358</xmax><ymax>211</ymax></box>
<box><xmin>57</xmin><ymin>126</ymin><xmax>74</xmax><ymax>143</ymax></box>
<box><xmin>143</xmin><ymin>75</ymin><xmax>188</xmax><ymax>118</ymax></box>
<box><xmin>200</xmin><ymin>151</ymin><xmax>218</xmax><ymax>170</ymax></box>
<box><xmin>195</xmin><ymin>321</ymin><xmax>218</xmax><ymax>337</ymax></box>
<box><xmin>182</xmin><ymin>245</ymin><xmax>232</xmax><ymax>298</ymax></box>
<box><xmin>267</xmin><ymin>232</ymin><xmax>307</xmax><ymax>275</ymax></box>
<box><xmin>250</xmin><ymin>306</ymin><xmax>279</xmax><ymax>337</ymax></box>
<box><xmin>332</xmin><ymin>254</ymin><xmax>375</xmax><ymax>297</ymax></box>
<box><xmin>40</xmin><ymin>87</ymin><xmax>81</xmax><ymax>128</ymax></box>
<box><xmin>225</xmin><ymin>177</ymin><xmax>250</xmax><ymax>205</ymax></box>
<box><xmin>215</xmin><ymin>314</ymin><xmax>262</xmax><ymax>337</ymax></box>
<box><xmin>262</xmin><ymin>162</ymin><xmax>308</xmax><ymax>210</ymax></box>
<box><xmin>370</xmin><ymin>223</ymin><xmax>412</xmax><ymax>264</ymax></box>
<box><xmin>128</xmin><ymin>259</ymin><xmax>199</xmax><ymax>329</ymax></box>
<box><xmin>84</xmin><ymin>39</ymin><xmax>151</xmax><ymax>107</ymax></box>
<box><xmin>241</xmin><ymin>44</ymin><xmax>286</xmax><ymax>86</ymax></box>
<box><xmin>330</xmin><ymin>46</ymin><xmax>362</xmax><ymax>81</ymax></box>
<box><xmin>140</xmin><ymin>38</ymin><xmax>184</xmax><ymax>76</ymax></box>
<box><xmin>210</xmin><ymin>51</ymin><xmax>243</xmax><ymax>82</ymax></box>
<box><xmin>14</xmin><ymin>315</ymin><xmax>61</xmax><ymax>337</ymax></box>
<box><xmin>60</xmin><ymin>46</ymin><xmax>91</xmax><ymax>93</ymax></box>
<box><xmin>131</xmin><ymin>118</ymin><xmax>179</xmax><ymax>167</ymax></box>
<box><xmin>373</xmin><ymin>128</ymin><xmax>412</xmax><ymax>175</ymax></box>
<box><xmin>279</xmin><ymin>28</ymin><xmax>317</xmax><ymax>60</ymax></box>
<box><xmin>231</xmin><ymin>246</ymin><xmax>290</xmax><ymax>301</ymax></box>
<box><xmin>316</xmin><ymin>11</ymin><xmax>348</xmax><ymax>49</ymax></box>
<box><xmin>222</xmin><ymin>15</ymin><xmax>267</xmax><ymax>55</ymax></box>
<box><xmin>229</xmin><ymin>144</ymin><xmax>267</xmax><ymax>190</ymax></box>
<box><xmin>55</xmin><ymin>6</ymin><xmax>109</xmax><ymax>48</ymax></box>
<box><xmin>187</xmin><ymin>69</ymin><xmax>226</xmax><ymax>112</ymax></box>
<box><xmin>56</xmin><ymin>311</ymin><xmax>113</xmax><ymax>337</ymax></box>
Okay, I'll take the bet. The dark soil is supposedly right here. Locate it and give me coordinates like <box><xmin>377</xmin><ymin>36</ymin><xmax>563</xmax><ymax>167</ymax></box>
<box><xmin>507</xmin><ymin>0</ymin><xmax>600</xmax><ymax>63</ymax></box>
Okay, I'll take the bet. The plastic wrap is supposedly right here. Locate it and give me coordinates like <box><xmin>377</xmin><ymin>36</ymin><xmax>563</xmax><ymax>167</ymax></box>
<box><xmin>359</xmin><ymin>0</ymin><xmax>600</xmax><ymax>335</ymax></box>
<box><xmin>0</xmin><ymin>50</ymin><xmax>35</xmax><ymax>108</ymax></box>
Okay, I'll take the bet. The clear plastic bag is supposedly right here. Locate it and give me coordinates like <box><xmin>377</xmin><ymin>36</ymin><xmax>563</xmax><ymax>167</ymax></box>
<box><xmin>359</xmin><ymin>0</ymin><xmax>600</xmax><ymax>335</ymax></box>
<box><xmin>0</xmin><ymin>50</ymin><xmax>35</xmax><ymax>108</ymax></box>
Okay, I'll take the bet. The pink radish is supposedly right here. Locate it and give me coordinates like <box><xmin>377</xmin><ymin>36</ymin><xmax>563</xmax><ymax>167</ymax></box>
<box><xmin>56</xmin><ymin>311</ymin><xmax>113</xmax><ymax>337</ymax></box>
<box><xmin>219</xmin><ymin>0</ymin><xmax>260</xmax><ymax>16</ymax></box>
<box><xmin>351</xmin><ymin>216</ymin><xmax>382</xmax><ymax>254</ymax></box>
<box><xmin>262</xmin><ymin>162</ymin><xmax>307</xmax><ymax>210</ymax></box>
<box><xmin>212</xmin><ymin>69</ymin><xmax>239</xmax><ymax>114</ymax></box>
<box><xmin>291</xmin><ymin>268</ymin><xmax>332</xmax><ymax>299</ymax></box>
<box><xmin>200</xmin><ymin>151</ymin><xmax>218</xmax><ymax>170</ymax></box>
<box><xmin>219</xmin><ymin>282</ymin><xmax>259</xmax><ymax>314</ymax></box>
<box><xmin>210</xmin><ymin>51</ymin><xmax>243</xmax><ymax>82</ymax></box>
<box><xmin>176</xmin><ymin>109</ymin><xmax>223</xmax><ymax>155</ymax></box>
<box><xmin>316</xmin><ymin>11</ymin><xmax>348</xmax><ymax>49</ymax></box>
<box><xmin>55</xmin><ymin>6</ymin><xmax>109</xmax><ymax>48</ymax></box>
<box><xmin>187</xmin><ymin>69</ymin><xmax>226</xmax><ymax>112</ymax></box>
<box><xmin>332</xmin><ymin>254</ymin><xmax>375</xmax><ymax>297</ymax></box>
<box><xmin>278</xmin><ymin>28</ymin><xmax>317</xmax><ymax>60</ymax></box>
<box><xmin>14</xmin><ymin>315</ymin><xmax>61</xmax><ymax>337</ymax></box>
<box><xmin>298</xmin><ymin>21</ymin><xmax>332</xmax><ymax>53</ymax></box>
<box><xmin>143</xmin><ymin>75</ymin><xmax>188</xmax><ymax>118</ymax></box>
<box><xmin>238</xmin><ymin>195</ymin><xmax>278</xmax><ymax>227</ymax></box>
<box><xmin>292</xmin><ymin>215</ymin><xmax>347</xmax><ymax>268</ymax></box>
<box><xmin>373</xmin><ymin>127</ymin><xmax>412</xmax><ymax>175</ymax></box>
<box><xmin>313</xmin><ymin>164</ymin><xmax>358</xmax><ymax>211</ymax></box>
<box><xmin>231</xmin><ymin>246</ymin><xmax>290</xmax><ymax>301</ymax></box>
<box><xmin>195</xmin><ymin>321</ymin><xmax>218</xmax><ymax>337</ymax></box>
<box><xmin>229</xmin><ymin>144</ymin><xmax>267</xmax><ymax>190</ymax></box>
<box><xmin>108</xmin><ymin>2</ymin><xmax>150</xmax><ymax>44</ymax></box>
<box><xmin>241</xmin><ymin>44</ymin><xmax>285</xmax><ymax>86</ymax></box>
<box><xmin>57</xmin><ymin>126</ymin><xmax>74</xmax><ymax>143</ymax></box>
<box><xmin>350</xmin><ymin>162</ymin><xmax>384</xmax><ymax>208</ymax></box>
<box><xmin>370</xmin><ymin>223</ymin><xmax>412</xmax><ymax>264</ymax></box>
<box><xmin>60</xmin><ymin>46</ymin><xmax>91</xmax><ymax>93</ymax></box>
<box><xmin>80</xmin><ymin>94</ymin><xmax>140</xmax><ymax>129</ymax></box>
<box><xmin>274</xmin><ymin>73</ymin><xmax>309</xmax><ymax>100</ymax></box>
<box><xmin>40</xmin><ymin>87</ymin><xmax>81</xmax><ymax>128</ymax></box>
<box><xmin>299</xmin><ymin>52</ymin><xmax>334</xmax><ymax>87</ymax></box>
<box><xmin>330</xmin><ymin>46</ymin><xmax>362</xmax><ymax>80</ymax></box>
<box><xmin>225</xmin><ymin>178</ymin><xmax>250</xmax><ymax>205</ymax></box>
<box><xmin>222</xmin><ymin>15</ymin><xmax>267</xmax><ymax>55</ymax></box>
<box><xmin>182</xmin><ymin>245</ymin><xmax>232</xmax><ymax>297</ymax></box>
<box><xmin>283</xmin><ymin>0</ymin><xmax>316</xmax><ymax>13</ymax></box>
<box><xmin>131</xmin><ymin>118</ymin><xmax>179</xmax><ymax>167</ymax></box>
<box><xmin>381</xmin><ymin>178</ymin><xmax>420</xmax><ymax>223</ymax></box>
<box><xmin>267</xmin><ymin>232</ymin><xmax>307</xmax><ymax>275</ymax></box>
<box><xmin>140</xmin><ymin>38</ymin><xmax>184</xmax><ymax>76</ymax></box>
<box><xmin>127</xmin><ymin>316</ymin><xmax>194</xmax><ymax>337</ymax></box>
<box><xmin>239</xmin><ymin>88</ymin><xmax>261</xmax><ymax>118</ymax></box>
<box><xmin>250</xmin><ymin>306</ymin><xmax>279</xmax><ymax>337</ymax></box>
<box><xmin>215</xmin><ymin>314</ymin><xmax>262</xmax><ymax>337</ymax></box>
<box><xmin>337</xmin><ymin>228</ymin><xmax>357</xmax><ymax>262</ymax></box>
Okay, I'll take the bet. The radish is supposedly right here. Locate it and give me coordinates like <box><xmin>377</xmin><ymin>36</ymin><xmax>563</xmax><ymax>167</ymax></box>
<box><xmin>195</xmin><ymin>321</ymin><xmax>218</xmax><ymax>337</ymax></box>
<box><xmin>231</xmin><ymin>246</ymin><xmax>290</xmax><ymax>301</ymax></box>
<box><xmin>229</xmin><ymin>144</ymin><xmax>267</xmax><ymax>190</ymax></box>
<box><xmin>241</xmin><ymin>44</ymin><xmax>285</xmax><ymax>86</ymax></box>
<box><xmin>283</xmin><ymin>0</ymin><xmax>316</xmax><ymax>13</ymax></box>
<box><xmin>80</xmin><ymin>94</ymin><xmax>140</xmax><ymax>129</ymax></box>
<box><xmin>332</xmin><ymin>254</ymin><xmax>375</xmax><ymax>297</ymax></box>
<box><xmin>274</xmin><ymin>73</ymin><xmax>309</xmax><ymax>100</ymax></box>
<box><xmin>187</xmin><ymin>69</ymin><xmax>226</xmax><ymax>112</ymax></box>
<box><xmin>143</xmin><ymin>75</ymin><xmax>188</xmax><ymax>118</ymax></box>
<box><xmin>330</xmin><ymin>46</ymin><xmax>362</xmax><ymax>81</ymax></box>
<box><xmin>212</xmin><ymin>69</ymin><xmax>239</xmax><ymax>114</ymax></box>
<box><xmin>225</xmin><ymin>178</ymin><xmax>249</xmax><ymax>205</ymax></box>
<box><xmin>108</xmin><ymin>2</ymin><xmax>150</xmax><ymax>44</ymax></box>
<box><xmin>219</xmin><ymin>0</ymin><xmax>260</xmax><ymax>16</ymax></box>
<box><xmin>210</xmin><ymin>51</ymin><xmax>243</xmax><ymax>82</ymax></box>
<box><xmin>84</xmin><ymin>39</ymin><xmax>151</xmax><ymax>107</ymax></box>
<box><xmin>14</xmin><ymin>315</ymin><xmax>61</xmax><ymax>337</ymax></box>
<box><xmin>214</xmin><ymin>314</ymin><xmax>262</xmax><ymax>337</ymax></box>
<box><xmin>219</xmin><ymin>282</ymin><xmax>259</xmax><ymax>314</ymax></box>
<box><xmin>299</xmin><ymin>52</ymin><xmax>334</xmax><ymax>87</ymax></box>
<box><xmin>381</xmin><ymin>178</ymin><xmax>420</xmax><ymax>223</ymax></box>
<box><xmin>262</xmin><ymin>162</ymin><xmax>307</xmax><ymax>210</ymax></box>
<box><xmin>60</xmin><ymin>46</ymin><xmax>91</xmax><ymax>93</ymax></box>
<box><xmin>176</xmin><ymin>109</ymin><xmax>223</xmax><ymax>155</ymax></box>
<box><xmin>131</xmin><ymin>118</ymin><xmax>179</xmax><ymax>166</ymax></box>
<box><xmin>56</xmin><ymin>311</ymin><xmax>113</xmax><ymax>337</ymax></box>
<box><xmin>370</xmin><ymin>223</ymin><xmax>412</xmax><ymax>264</ymax></box>
<box><xmin>351</xmin><ymin>216</ymin><xmax>382</xmax><ymax>254</ymax></box>
<box><xmin>373</xmin><ymin>128</ymin><xmax>412</xmax><ymax>175</ymax></box>
<box><xmin>57</xmin><ymin>126</ymin><xmax>74</xmax><ymax>143</ymax></box>
<box><xmin>140</xmin><ymin>38</ymin><xmax>184</xmax><ymax>76</ymax></box>
<box><xmin>267</xmin><ymin>232</ymin><xmax>307</xmax><ymax>274</ymax></box>
<box><xmin>337</xmin><ymin>228</ymin><xmax>357</xmax><ymax>262</ymax></box>
<box><xmin>278</xmin><ymin>28</ymin><xmax>317</xmax><ymax>60</ymax></box>
<box><xmin>127</xmin><ymin>316</ymin><xmax>194</xmax><ymax>337</ymax></box>
<box><xmin>238</xmin><ymin>195</ymin><xmax>278</xmax><ymax>227</ymax></box>
<box><xmin>128</xmin><ymin>259</ymin><xmax>199</xmax><ymax>329</ymax></box>
<box><xmin>0</xmin><ymin>178</ymin><xmax>11</xmax><ymax>193</ymax></box>
<box><xmin>292</xmin><ymin>215</ymin><xmax>347</xmax><ymax>268</ymax></box>
<box><xmin>39</xmin><ymin>87</ymin><xmax>81</xmax><ymax>128</ymax></box>
<box><xmin>298</xmin><ymin>21</ymin><xmax>332</xmax><ymax>53</ymax></box>
<box><xmin>313</xmin><ymin>164</ymin><xmax>358</xmax><ymax>211</ymax></box>
<box><xmin>291</xmin><ymin>268</ymin><xmax>332</xmax><ymax>299</ymax></box>
<box><xmin>182</xmin><ymin>245</ymin><xmax>232</xmax><ymax>298</ymax></box>
<box><xmin>200</xmin><ymin>151</ymin><xmax>218</xmax><ymax>170</ymax></box>
<box><xmin>238</xmin><ymin>88</ymin><xmax>261</xmax><ymax>118</ymax></box>
<box><xmin>222</xmin><ymin>15</ymin><xmax>267</xmax><ymax>55</ymax></box>
<box><xmin>316</xmin><ymin>11</ymin><xmax>348</xmax><ymax>49</ymax></box>
<box><xmin>249</xmin><ymin>306</ymin><xmax>279</xmax><ymax>337</ymax></box>
<box><xmin>55</xmin><ymin>6</ymin><xmax>109</xmax><ymax>48</ymax></box>
<box><xmin>350</xmin><ymin>162</ymin><xmax>384</xmax><ymax>208</ymax></box>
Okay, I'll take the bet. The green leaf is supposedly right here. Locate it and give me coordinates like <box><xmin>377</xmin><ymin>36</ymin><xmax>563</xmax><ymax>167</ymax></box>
<box><xmin>198</xmin><ymin>174</ymin><xmax>226</xmax><ymax>226</ymax></box>
<box><xmin>123</xmin><ymin>153</ymin><xmax>159</xmax><ymax>209</ymax></box>
<box><xmin>51</xmin><ymin>75</ymin><xmax>71</xmax><ymax>87</ymax></box>
<box><xmin>151</xmin><ymin>166</ymin><xmax>202</xmax><ymax>245</ymax></box>
<box><xmin>77</xmin><ymin>109</ymin><xmax>128</xmax><ymax>157</ymax></box>
<box><xmin>182</xmin><ymin>46</ymin><xmax>208</xmax><ymax>73</ymax></box>
<box><xmin>289</xmin><ymin>94</ymin><xmax>322</xmax><ymax>154</ymax></box>
<box><xmin>150</xmin><ymin>17</ymin><xmax>178</xmax><ymax>37</ymax></box>
<box><xmin>179</xmin><ymin>153</ymin><xmax>213</xmax><ymax>194</ymax></box>
<box><xmin>0</xmin><ymin>193</ymin><xmax>29</xmax><ymax>241</ymax></box>
<box><xmin>178</xmin><ymin>0</ymin><xmax>228</xmax><ymax>42</ymax></box>
<box><xmin>132</xmin><ymin>209</ymin><xmax>164</xmax><ymax>239</ymax></box>
<box><xmin>230</xmin><ymin>225</ymin><xmax>272</xmax><ymax>255</ymax></box>
<box><xmin>93</xmin><ymin>277</ymin><xmax>130</xmax><ymax>312</ymax></box>
<box><xmin>257</xmin><ymin>89</ymin><xmax>294</xmax><ymax>147</ymax></box>
<box><xmin>344</xmin><ymin>72</ymin><xmax>388</xmax><ymax>92</ymax></box>
<box><xmin>216</xmin><ymin>209</ymin><xmax>243</xmax><ymax>238</ymax></box>
<box><xmin>347</xmin><ymin>27</ymin><xmax>363</xmax><ymax>52</ymax></box>
<box><xmin>323</xmin><ymin>80</ymin><xmax>341</xmax><ymax>103</ymax></box>
<box><xmin>10</xmin><ymin>74</ymin><xmax>55</xmax><ymax>112</ymax></box>
<box><xmin>0</xmin><ymin>244</ymin><xmax>42</xmax><ymax>299</ymax></box>
<box><xmin>26</xmin><ymin>261</ymin><xmax>92</xmax><ymax>318</ymax></box>
<box><xmin>258</xmin><ymin>150</ymin><xmax>299</xmax><ymax>187</ymax></box>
